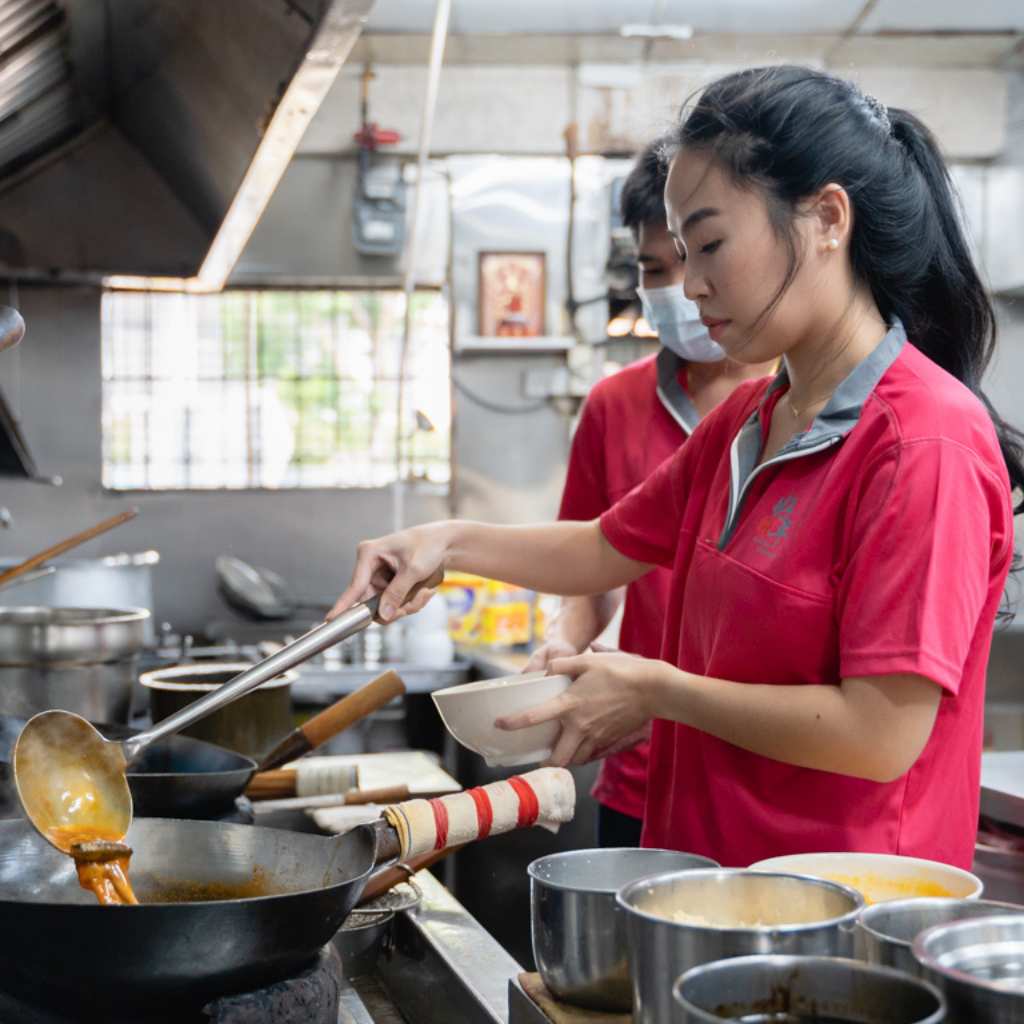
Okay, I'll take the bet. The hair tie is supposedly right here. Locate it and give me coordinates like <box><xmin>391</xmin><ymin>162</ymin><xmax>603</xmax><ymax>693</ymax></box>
<box><xmin>861</xmin><ymin>91</ymin><xmax>892</xmax><ymax>136</ymax></box>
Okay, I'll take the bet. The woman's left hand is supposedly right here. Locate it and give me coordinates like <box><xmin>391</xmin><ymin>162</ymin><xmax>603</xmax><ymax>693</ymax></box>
<box><xmin>495</xmin><ymin>650</ymin><xmax>663</xmax><ymax>767</ymax></box>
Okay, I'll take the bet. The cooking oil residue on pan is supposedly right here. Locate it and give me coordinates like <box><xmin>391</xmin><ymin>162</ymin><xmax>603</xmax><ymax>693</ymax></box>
<box><xmin>141</xmin><ymin>866</ymin><xmax>275</xmax><ymax>903</ymax></box>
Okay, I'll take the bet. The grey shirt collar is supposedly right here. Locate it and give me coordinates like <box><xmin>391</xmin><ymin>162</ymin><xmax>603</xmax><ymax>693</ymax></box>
<box><xmin>718</xmin><ymin>320</ymin><xmax>907</xmax><ymax>549</ymax></box>
<box><xmin>763</xmin><ymin>318</ymin><xmax>907</xmax><ymax>451</ymax></box>
<box><xmin>655</xmin><ymin>347</ymin><xmax>701</xmax><ymax>436</ymax></box>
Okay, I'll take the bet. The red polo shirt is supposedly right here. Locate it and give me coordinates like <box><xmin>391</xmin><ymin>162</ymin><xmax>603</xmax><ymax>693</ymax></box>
<box><xmin>559</xmin><ymin>352</ymin><xmax>693</xmax><ymax>820</ymax></box>
<box><xmin>600</xmin><ymin>327</ymin><xmax>1014</xmax><ymax>868</ymax></box>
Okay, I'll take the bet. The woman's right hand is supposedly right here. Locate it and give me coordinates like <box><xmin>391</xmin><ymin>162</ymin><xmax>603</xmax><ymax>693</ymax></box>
<box><xmin>328</xmin><ymin>522</ymin><xmax>453</xmax><ymax>623</ymax></box>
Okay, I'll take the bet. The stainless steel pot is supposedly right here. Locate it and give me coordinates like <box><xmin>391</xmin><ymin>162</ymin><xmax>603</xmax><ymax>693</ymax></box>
<box><xmin>617</xmin><ymin>869</ymin><xmax>864</xmax><ymax>1024</ymax></box>
<box><xmin>142</xmin><ymin>661</ymin><xmax>296</xmax><ymax>760</ymax></box>
<box><xmin>674</xmin><ymin>954</ymin><xmax>946</xmax><ymax>1023</ymax></box>
<box><xmin>0</xmin><ymin>607</ymin><xmax>149</xmax><ymax>723</ymax></box>
<box><xmin>529</xmin><ymin>848</ymin><xmax>719</xmax><ymax>1012</ymax></box>
<box><xmin>0</xmin><ymin>551</ymin><xmax>159</xmax><ymax>644</ymax></box>
<box><xmin>914</xmin><ymin>913</ymin><xmax>1024</xmax><ymax>1023</ymax></box>
<box><xmin>859</xmin><ymin>898</ymin><xmax>1023</xmax><ymax>977</ymax></box>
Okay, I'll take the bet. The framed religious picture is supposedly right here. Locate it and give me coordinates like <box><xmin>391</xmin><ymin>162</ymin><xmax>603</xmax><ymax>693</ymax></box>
<box><xmin>477</xmin><ymin>251</ymin><xmax>547</xmax><ymax>338</ymax></box>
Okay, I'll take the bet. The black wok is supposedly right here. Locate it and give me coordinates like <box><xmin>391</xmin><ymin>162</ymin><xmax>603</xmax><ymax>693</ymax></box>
<box><xmin>0</xmin><ymin>715</ymin><xmax>256</xmax><ymax>819</ymax></box>
<box><xmin>0</xmin><ymin>816</ymin><xmax>383</xmax><ymax>1014</ymax></box>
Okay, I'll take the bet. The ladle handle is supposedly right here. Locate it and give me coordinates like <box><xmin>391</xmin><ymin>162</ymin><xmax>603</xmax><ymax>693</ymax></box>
<box><xmin>123</xmin><ymin>568</ymin><xmax>444</xmax><ymax>763</ymax></box>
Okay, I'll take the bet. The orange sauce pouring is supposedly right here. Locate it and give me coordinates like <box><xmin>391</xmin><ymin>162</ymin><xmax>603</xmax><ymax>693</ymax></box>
<box><xmin>48</xmin><ymin>825</ymin><xmax>139</xmax><ymax>906</ymax></box>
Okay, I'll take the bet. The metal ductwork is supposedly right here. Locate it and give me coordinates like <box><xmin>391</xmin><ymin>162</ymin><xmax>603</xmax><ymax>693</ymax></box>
<box><xmin>0</xmin><ymin>0</ymin><xmax>81</xmax><ymax>179</ymax></box>
<box><xmin>0</xmin><ymin>0</ymin><xmax>373</xmax><ymax>281</ymax></box>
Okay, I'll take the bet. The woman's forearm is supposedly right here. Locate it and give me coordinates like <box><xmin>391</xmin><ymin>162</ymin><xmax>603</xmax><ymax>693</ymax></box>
<box><xmin>546</xmin><ymin>591</ymin><xmax>624</xmax><ymax>652</ymax></box>
<box><xmin>445</xmin><ymin>520</ymin><xmax>649</xmax><ymax>596</ymax></box>
<box><xmin>648</xmin><ymin>665</ymin><xmax>941</xmax><ymax>783</ymax></box>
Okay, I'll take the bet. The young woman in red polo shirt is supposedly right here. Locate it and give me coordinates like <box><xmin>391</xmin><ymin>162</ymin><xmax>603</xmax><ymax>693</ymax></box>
<box><xmin>331</xmin><ymin>66</ymin><xmax>1023</xmax><ymax>868</ymax></box>
<box><xmin>527</xmin><ymin>140</ymin><xmax>778</xmax><ymax>850</ymax></box>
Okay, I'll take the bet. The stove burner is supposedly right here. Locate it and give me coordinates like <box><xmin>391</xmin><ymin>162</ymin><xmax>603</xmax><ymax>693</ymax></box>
<box><xmin>207</xmin><ymin>945</ymin><xmax>343</xmax><ymax>1024</ymax></box>
<box><xmin>0</xmin><ymin>946</ymin><xmax>343</xmax><ymax>1024</ymax></box>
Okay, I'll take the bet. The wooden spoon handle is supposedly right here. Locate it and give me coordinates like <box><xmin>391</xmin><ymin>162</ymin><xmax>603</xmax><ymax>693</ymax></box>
<box><xmin>343</xmin><ymin>784</ymin><xmax>410</xmax><ymax>806</ymax></box>
<box><xmin>0</xmin><ymin>508</ymin><xmax>138</xmax><ymax>589</ymax></box>
<box><xmin>302</xmin><ymin>670</ymin><xmax>406</xmax><ymax>749</ymax></box>
<box><xmin>257</xmin><ymin>670</ymin><xmax>406</xmax><ymax>772</ymax></box>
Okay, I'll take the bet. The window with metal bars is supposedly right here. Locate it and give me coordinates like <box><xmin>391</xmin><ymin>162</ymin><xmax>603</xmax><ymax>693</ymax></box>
<box><xmin>101</xmin><ymin>289</ymin><xmax>450</xmax><ymax>490</ymax></box>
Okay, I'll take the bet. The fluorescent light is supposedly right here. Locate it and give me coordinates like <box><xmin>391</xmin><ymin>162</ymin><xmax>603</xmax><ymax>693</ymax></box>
<box><xmin>620</xmin><ymin>23</ymin><xmax>694</xmax><ymax>41</ymax></box>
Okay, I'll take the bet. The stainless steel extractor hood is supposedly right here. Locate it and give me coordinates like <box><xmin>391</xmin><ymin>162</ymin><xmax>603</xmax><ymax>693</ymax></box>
<box><xmin>0</xmin><ymin>0</ymin><xmax>373</xmax><ymax>282</ymax></box>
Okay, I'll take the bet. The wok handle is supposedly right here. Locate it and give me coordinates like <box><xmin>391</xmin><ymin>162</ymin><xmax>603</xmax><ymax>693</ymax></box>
<box><xmin>358</xmin><ymin>844</ymin><xmax>465</xmax><ymax>905</ymax></box>
<box><xmin>257</xmin><ymin>670</ymin><xmax>407</xmax><ymax>772</ymax></box>
<box><xmin>379</xmin><ymin>768</ymin><xmax>576</xmax><ymax>861</ymax></box>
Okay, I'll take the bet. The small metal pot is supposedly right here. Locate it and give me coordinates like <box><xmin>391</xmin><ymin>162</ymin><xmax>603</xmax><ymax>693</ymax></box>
<box><xmin>332</xmin><ymin>909</ymin><xmax>395</xmax><ymax>979</ymax></box>
<box><xmin>0</xmin><ymin>607</ymin><xmax>149</xmax><ymax>723</ymax></box>
<box><xmin>529</xmin><ymin>848</ymin><xmax>719</xmax><ymax>1012</ymax></box>
<box><xmin>914</xmin><ymin>913</ymin><xmax>1024</xmax><ymax>1023</ymax></box>
<box><xmin>859</xmin><ymin>898</ymin><xmax>1022</xmax><ymax>977</ymax></box>
<box><xmin>142</xmin><ymin>662</ymin><xmax>295</xmax><ymax>760</ymax></box>
<box><xmin>617</xmin><ymin>869</ymin><xmax>864</xmax><ymax>1024</ymax></box>
<box><xmin>674</xmin><ymin>954</ymin><xmax>946</xmax><ymax>1023</ymax></box>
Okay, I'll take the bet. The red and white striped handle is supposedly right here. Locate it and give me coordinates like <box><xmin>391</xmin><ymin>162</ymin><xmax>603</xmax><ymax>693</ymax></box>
<box><xmin>382</xmin><ymin>767</ymin><xmax>576</xmax><ymax>859</ymax></box>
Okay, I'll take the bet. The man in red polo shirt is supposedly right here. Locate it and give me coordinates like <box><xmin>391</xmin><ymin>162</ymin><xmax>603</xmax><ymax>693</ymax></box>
<box><xmin>526</xmin><ymin>140</ymin><xmax>777</xmax><ymax>846</ymax></box>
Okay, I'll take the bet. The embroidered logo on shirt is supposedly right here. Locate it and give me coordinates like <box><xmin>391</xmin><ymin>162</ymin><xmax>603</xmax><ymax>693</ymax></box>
<box><xmin>753</xmin><ymin>495</ymin><xmax>797</xmax><ymax>555</ymax></box>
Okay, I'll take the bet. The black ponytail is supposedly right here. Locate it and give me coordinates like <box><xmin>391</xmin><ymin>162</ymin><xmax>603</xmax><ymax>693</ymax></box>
<box><xmin>668</xmin><ymin>66</ymin><xmax>1024</xmax><ymax>512</ymax></box>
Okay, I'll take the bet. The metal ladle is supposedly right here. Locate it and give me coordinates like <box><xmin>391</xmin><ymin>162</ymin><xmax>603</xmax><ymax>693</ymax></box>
<box><xmin>13</xmin><ymin>569</ymin><xmax>443</xmax><ymax>853</ymax></box>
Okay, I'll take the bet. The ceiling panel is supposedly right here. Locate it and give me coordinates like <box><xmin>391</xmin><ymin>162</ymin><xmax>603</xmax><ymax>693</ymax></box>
<box><xmin>364</xmin><ymin>0</ymin><xmax>865</xmax><ymax>36</ymax></box>
<box><xmin>860</xmin><ymin>0</ymin><xmax>1024</xmax><ymax>33</ymax></box>
<box><xmin>831</xmin><ymin>33</ymin><xmax>1018</xmax><ymax>68</ymax></box>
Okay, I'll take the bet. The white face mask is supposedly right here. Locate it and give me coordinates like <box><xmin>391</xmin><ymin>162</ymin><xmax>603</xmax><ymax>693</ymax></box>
<box><xmin>637</xmin><ymin>285</ymin><xmax>726</xmax><ymax>363</ymax></box>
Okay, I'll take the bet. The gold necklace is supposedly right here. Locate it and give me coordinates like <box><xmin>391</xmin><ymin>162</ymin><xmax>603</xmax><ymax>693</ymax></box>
<box><xmin>785</xmin><ymin>388</ymin><xmax>836</xmax><ymax>419</ymax></box>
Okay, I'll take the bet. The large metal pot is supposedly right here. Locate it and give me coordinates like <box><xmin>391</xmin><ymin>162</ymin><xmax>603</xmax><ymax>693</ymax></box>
<box><xmin>859</xmin><ymin>898</ymin><xmax>1022</xmax><ymax>977</ymax></box>
<box><xmin>142</xmin><ymin>661</ymin><xmax>295</xmax><ymax>760</ymax></box>
<box><xmin>0</xmin><ymin>606</ymin><xmax>149</xmax><ymax>722</ymax></box>
<box><xmin>674</xmin><ymin>954</ymin><xmax>946</xmax><ymax>1023</ymax></box>
<box><xmin>914</xmin><ymin>913</ymin><xmax>1024</xmax><ymax>1023</ymax></box>
<box><xmin>617</xmin><ymin>869</ymin><xmax>864</xmax><ymax>1024</ymax></box>
<box><xmin>529</xmin><ymin>848</ymin><xmax>719</xmax><ymax>1012</ymax></box>
<box><xmin>0</xmin><ymin>551</ymin><xmax>159</xmax><ymax>644</ymax></box>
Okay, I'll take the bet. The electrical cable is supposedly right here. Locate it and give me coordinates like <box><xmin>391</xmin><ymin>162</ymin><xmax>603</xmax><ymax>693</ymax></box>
<box><xmin>451</xmin><ymin>375</ymin><xmax>549</xmax><ymax>416</ymax></box>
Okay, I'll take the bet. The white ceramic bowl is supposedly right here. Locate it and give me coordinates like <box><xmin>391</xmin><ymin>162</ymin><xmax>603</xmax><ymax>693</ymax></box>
<box><xmin>431</xmin><ymin>671</ymin><xmax>571</xmax><ymax>767</ymax></box>
<box><xmin>748</xmin><ymin>852</ymin><xmax>983</xmax><ymax>906</ymax></box>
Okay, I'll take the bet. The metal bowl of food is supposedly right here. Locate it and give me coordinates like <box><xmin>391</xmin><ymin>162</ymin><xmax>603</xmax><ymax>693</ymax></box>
<box><xmin>617</xmin><ymin>869</ymin><xmax>865</xmax><ymax>1024</ymax></box>
<box><xmin>913</xmin><ymin>913</ymin><xmax>1024</xmax><ymax>1023</ymax></box>
<box><xmin>529</xmin><ymin>848</ymin><xmax>719</xmax><ymax>1012</ymax></box>
<box><xmin>859</xmin><ymin>898</ymin><xmax>1022</xmax><ymax>976</ymax></box>
<box><xmin>674</xmin><ymin>954</ymin><xmax>946</xmax><ymax>1023</ymax></box>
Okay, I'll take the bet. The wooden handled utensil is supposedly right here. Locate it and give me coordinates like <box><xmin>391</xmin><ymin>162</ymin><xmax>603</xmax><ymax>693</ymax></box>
<box><xmin>257</xmin><ymin>669</ymin><xmax>406</xmax><ymax>773</ymax></box>
<box><xmin>0</xmin><ymin>508</ymin><xmax>139</xmax><ymax>590</ymax></box>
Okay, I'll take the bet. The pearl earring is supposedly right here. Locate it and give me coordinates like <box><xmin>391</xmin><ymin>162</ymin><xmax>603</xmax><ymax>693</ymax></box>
<box><xmin>827</xmin><ymin>238</ymin><xmax>839</xmax><ymax>251</ymax></box>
